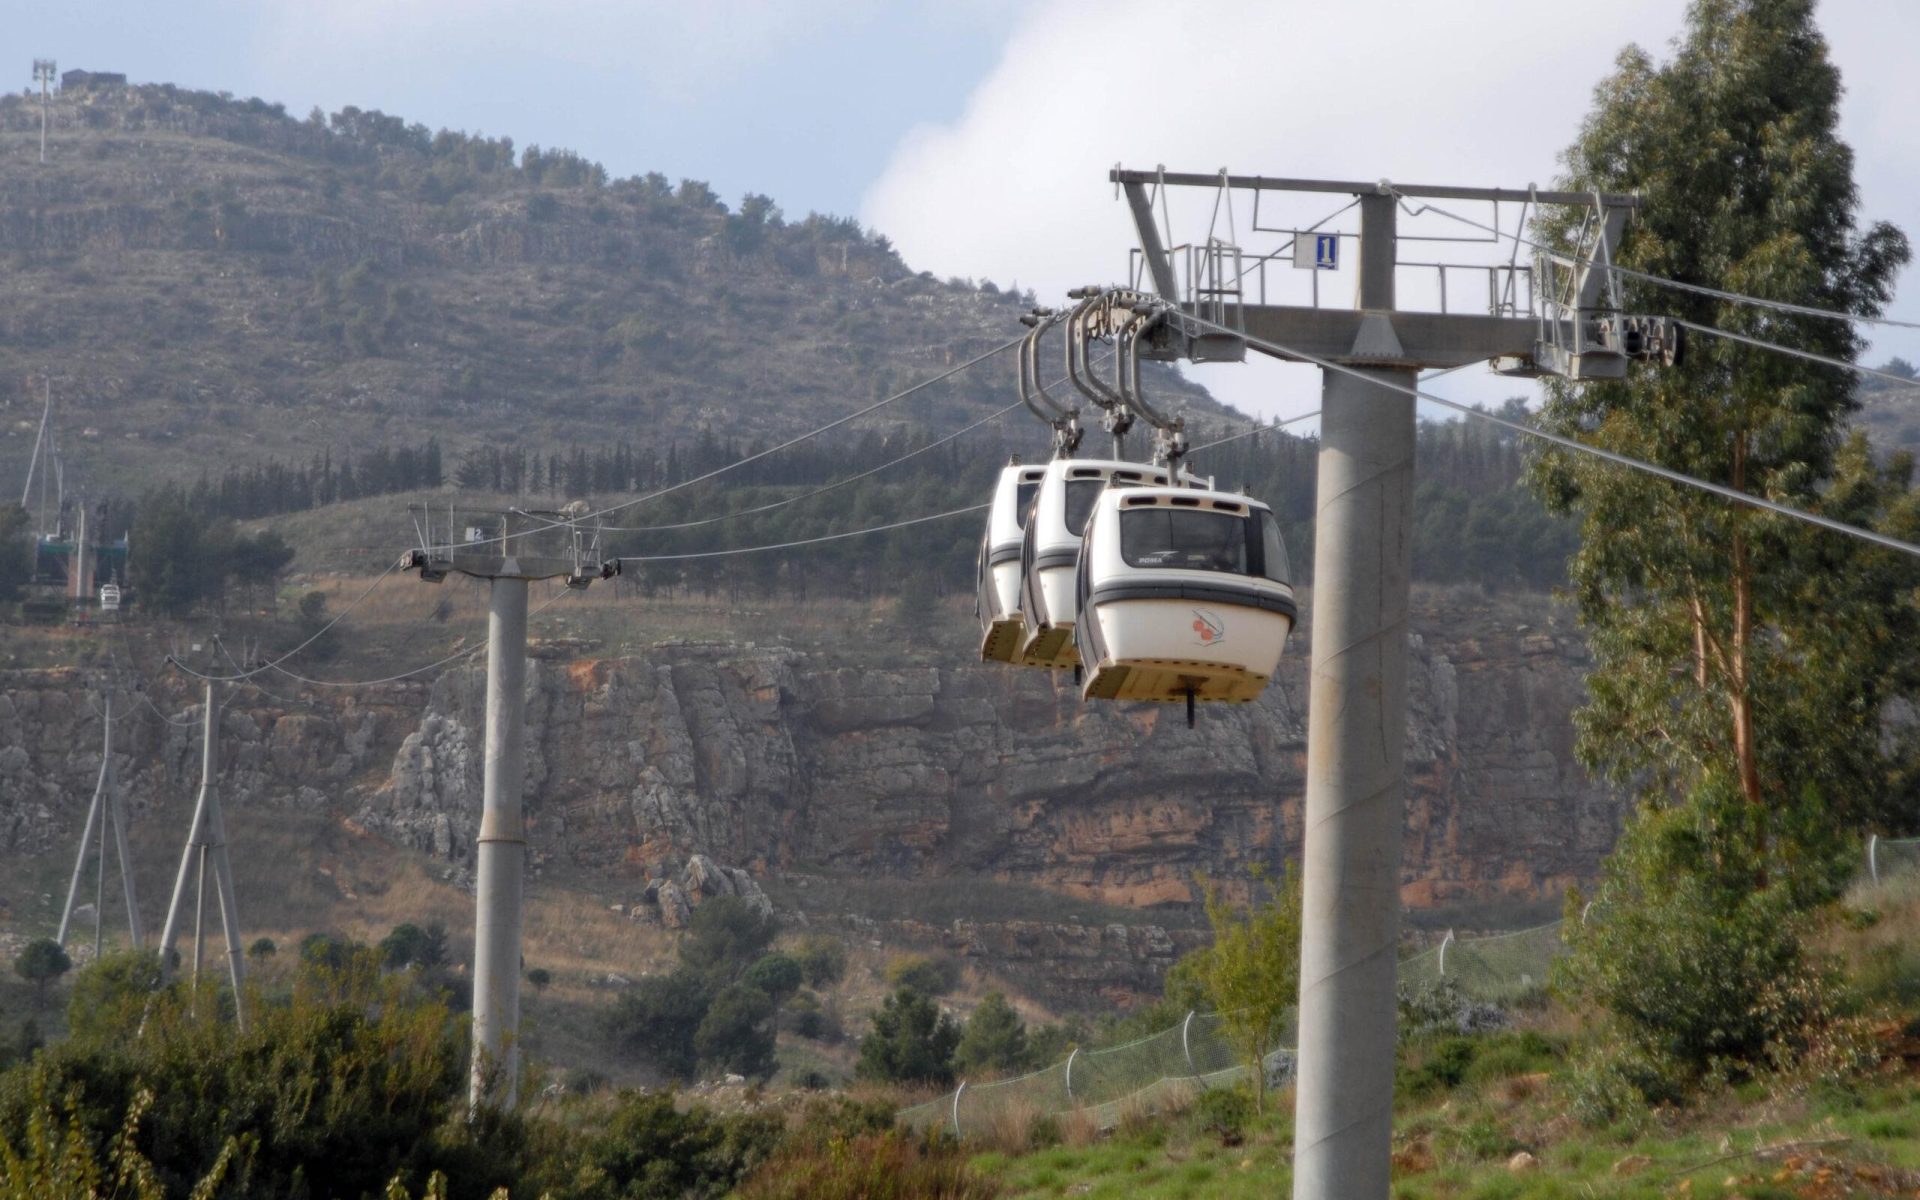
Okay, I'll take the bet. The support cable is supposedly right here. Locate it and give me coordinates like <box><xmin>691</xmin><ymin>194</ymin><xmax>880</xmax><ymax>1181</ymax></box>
<box><xmin>172</xmin><ymin>586</ymin><xmax>574</xmax><ymax>690</ymax></box>
<box><xmin>1184</xmin><ymin>363</ymin><xmax>1470</xmax><ymax>455</ymax></box>
<box><xmin>1674</xmin><ymin>319</ymin><xmax>1920</xmax><ymax>390</ymax></box>
<box><xmin>617</xmin><ymin>503</ymin><xmax>988</xmax><ymax>564</ymax></box>
<box><xmin>593</xmin><ymin>402</ymin><xmax>1023</xmax><ymax>534</ymax></box>
<box><xmin>599</xmin><ymin>349</ymin><xmax>1128</xmax><ymax>529</ymax></box>
<box><xmin>164</xmin><ymin>556</ymin><xmax>407</xmax><ymax>683</ymax></box>
<box><xmin>520</xmin><ymin>334</ymin><xmax>1025</xmax><ymax>538</ymax></box>
<box><xmin>170</xmin><ymin>337</ymin><xmax>1024</xmax><ymax>684</ymax></box>
<box><xmin>1168</xmin><ymin>307</ymin><xmax>1920</xmax><ymax>560</ymax></box>
<box><xmin>1187</xmin><ymin>409</ymin><xmax>1321</xmax><ymax>454</ymax></box>
<box><xmin>263</xmin><ymin>587</ymin><xmax>575</xmax><ymax>689</ymax></box>
<box><xmin>594</xmin><ymin>354</ymin><xmax>1119</xmax><ymax>535</ymax></box>
<box><xmin>1391</xmin><ymin>190</ymin><xmax>1920</xmax><ymax>332</ymax></box>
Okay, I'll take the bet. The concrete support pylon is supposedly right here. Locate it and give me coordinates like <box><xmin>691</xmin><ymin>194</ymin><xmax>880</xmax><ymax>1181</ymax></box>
<box><xmin>1291</xmin><ymin>193</ymin><xmax>1416</xmax><ymax>1200</ymax></box>
<box><xmin>470</xmin><ymin>576</ymin><xmax>529</xmax><ymax>1110</ymax></box>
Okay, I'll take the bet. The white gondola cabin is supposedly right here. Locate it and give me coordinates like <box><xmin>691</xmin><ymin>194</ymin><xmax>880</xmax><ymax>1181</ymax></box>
<box><xmin>977</xmin><ymin>462</ymin><xmax>1048</xmax><ymax>662</ymax></box>
<box><xmin>1016</xmin><ymin>458</ymin><xmax>1172</xmax><ymax>668</ymax></box>
<box><xmin>1073</xmin><ymin>486</ymin><xmax>1296</xmax><ymax>705</ymax></box>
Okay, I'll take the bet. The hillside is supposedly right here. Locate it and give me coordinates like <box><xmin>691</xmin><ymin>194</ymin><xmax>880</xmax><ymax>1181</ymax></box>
<box><xmin>0</xmin><ymin>80</ymin><xmax>1227</xmax><ymax>497</ymax></box>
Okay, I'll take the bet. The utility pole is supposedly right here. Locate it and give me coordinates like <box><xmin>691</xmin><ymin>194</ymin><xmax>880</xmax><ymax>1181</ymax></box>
<box><xmin>403</xmin><ymin>505</ymin><xmax>614</xmax><ymax>1110</ymax></box>
<box><xmin>32</xmin><ymin>60</ymin><xmax>54</xmax><ymax>165</ymax></box>
<box><xmin>56</xmin><ymin>694</ymin><xmax>143</xmax><ymax>957</ymax></box>
<box><xmin>1112</xmin><ymin>168</ymin><xmax>1671</xmax><ymax>1197</ymax></box>
<box><xmin>157</xmin><ymin>680</ymin><xmax>247</xmax><ymax>1029</ymax></box>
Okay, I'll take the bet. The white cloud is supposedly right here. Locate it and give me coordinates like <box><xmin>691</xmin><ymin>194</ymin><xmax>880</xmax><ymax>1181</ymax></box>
<box><xmin>862</xmin><ymin>0</ymin><xmax>1920</xmax><ymax>422</ymax></box>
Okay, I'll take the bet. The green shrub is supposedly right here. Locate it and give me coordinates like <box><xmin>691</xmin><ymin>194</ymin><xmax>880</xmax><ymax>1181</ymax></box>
<box><xmin>680</xmin><ymin>897</ymin><xmax>779</xmax><ymax>986</ymax></box>
<box><xmin>742</xmin><ymin>954</ymin><xmax>802</xmax><ymax>1003</ymax></box>
<box><xmin>1400</xmin><ymin>1036</ymin><xmax>1477</xmax><ymax>1099</ymax></box>
<box><xmin>790</xmin><ymin>935</ymin><xmax>846</xmax><ymax>988</ymax></box>
<box><xmin>1190</xmin><ymin>1085</ymin><xmax>1253</xmax><ymax>1143</ymax></box>
<box><xmin>785</xmin><ymin>991</ymin><xmax>839</xmax><ymax>1042</ymax></box>
<box><xmin>694</xmin><ymin>985</ymin><xmax>777</xmax><ymax>1080</ymax></box>
<box><xmin>788</xmin><ymin>1094</ymin><xmax>896</xmax><ymax>1145</ymax></box>
<box><xmin>603</xmin><ymin>970</ymin><xmax>710</xmax><ymax>1080</ymax></box>
<box><xmin>734</xmin><ymin>1132</ymin><xmax>998</xmax><ymax>1200</ymax></box>
<box><xmin>380</xmin><ymin>922</ymin><xmax>450</xmax><ymax>969</ymax></box>
<box><xmin>575</xmin><ymin>1090</ymin><xmax>782</xmax><ymax>1200</ymax></box>
<box><xmin>883</xmin><ymin>955</ymin><xmax>958</xmax><ymax>997</ymax></box>
<box><xmin>4</xmin><ymin>958</ymin><xmax>483</xmax><ymax>1199</ymax></box>
<box><xmin>1462</xmin><ymin>1031</ymin><xmax>1560</xmax><ymax>1087</ymax></box>
<box><xmin>1556</xmin><ymin>811</ymin><xmax>1851</xmax><ymax>1098</ymax></box>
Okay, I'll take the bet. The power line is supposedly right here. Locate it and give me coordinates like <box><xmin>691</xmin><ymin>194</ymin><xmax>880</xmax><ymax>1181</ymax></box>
<box><xmin>592</xmin><ymin>401</ymin><xmax>1024</xmax><ymax>534</ymax></box>
<box><xmin>1171</xmin><ymin>307</ymin><xmax>1920</xmax><ymax>560</ymax></box>
<box><xmin>1392</xmin><ymin>190</ymin><xmax>1920</xmax><ymax>332</ymax></box>
<box><xmin>617</xmin><ymin>503</ymin><xmax>989</xmax><ymax>564</ymax></box>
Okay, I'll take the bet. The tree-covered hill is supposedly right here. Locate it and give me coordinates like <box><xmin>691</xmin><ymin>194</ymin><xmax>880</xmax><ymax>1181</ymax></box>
<box><xmin>0</xmin><ymin>81</ymin><xmax>1226</xmax><ymax>498</ymax></box>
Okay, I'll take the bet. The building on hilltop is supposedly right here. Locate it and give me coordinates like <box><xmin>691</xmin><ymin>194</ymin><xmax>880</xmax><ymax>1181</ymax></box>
<box><xmin>59</xmin><ymin>69</ymin><xmax>126</xmax><ymax>90</ymax></box>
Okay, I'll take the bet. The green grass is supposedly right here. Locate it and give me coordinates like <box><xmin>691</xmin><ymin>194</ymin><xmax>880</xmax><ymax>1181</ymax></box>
<box><xmin>969</xmin><ymin>1057</ymin><xmax>1920</xmax><ymax>1199</ymax></box>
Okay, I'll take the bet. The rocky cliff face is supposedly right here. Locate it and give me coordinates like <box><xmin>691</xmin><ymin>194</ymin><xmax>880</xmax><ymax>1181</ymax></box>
<box><xmin>346</xmin><ymin>614</ymin><xmax>1614</xmax><ymax>914</ymax></box>
<box><xmin>2</xmin><ymin>593</ymin><xmax>1617</xmax><ymax>1003</ymax></box>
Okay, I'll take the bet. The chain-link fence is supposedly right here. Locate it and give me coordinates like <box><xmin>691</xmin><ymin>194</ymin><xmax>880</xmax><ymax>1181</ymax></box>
<box><xmin>902</xmin><ymin>837</ymin><xmax>1906</xmax><ymax>1138</ymax></box>
<box><xmin>1398</xmin><ymin>920</ymin><xmax>1565</xmax><ymax>1005</ymax></box>
<box><xmin>1867</xmin><ymin>835</ymin><xmax>1920</xmax><ymax>890</ymax></box>
<box><xmin>898</xmin><ymin>1010</ymin><xmax>1284</xmax><ymax>1136</ymax></box>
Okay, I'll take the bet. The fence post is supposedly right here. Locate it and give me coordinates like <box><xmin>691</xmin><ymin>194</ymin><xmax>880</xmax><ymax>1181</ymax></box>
<box><xmin>1181</xmin><ymin>1010</ymin><xmax>1199</xmax><ymax>1081</ymax></box>
<box><xmin>951</xmin><ymin>1081</ymin><xmax>966</xmax><ymax>1140</ymax></box>
<box><xmin>1869</xmin><ymin>834</ymin><xmax>1880</xmax><ymax>886</ymax></box>
<box><xmin>1437</xmin><ymin>929</ymin><xmax>1455</xmax><ymax>978</ymax></box>
<box><xmin>1064</xmin><ymin>1048</ymin><xmax>1079</xmax><ymax>1104</ymax></box>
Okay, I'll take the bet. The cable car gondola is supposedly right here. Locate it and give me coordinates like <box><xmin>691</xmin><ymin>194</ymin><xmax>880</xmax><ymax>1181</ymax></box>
<box><xmin>1016</xmin><ymin>457</ymin><xmax>1172</xmax><ymax>668</ymax></box>
<box><xmin>1073</xmin><ymin>485</ymin><xmax>1296</xmax><ymax>714</ymax></box>
<box><xmin>977</xmin><ymin>460</ymin><xmax>1047</xmax><ymax>662</ymax></box>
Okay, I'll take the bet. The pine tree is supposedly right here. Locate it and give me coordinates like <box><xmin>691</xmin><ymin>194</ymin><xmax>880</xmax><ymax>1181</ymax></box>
<box><xmin>953</xmin><ymin>991</ymin><xmax>1029</xmax><ymax>1077</ymax></box>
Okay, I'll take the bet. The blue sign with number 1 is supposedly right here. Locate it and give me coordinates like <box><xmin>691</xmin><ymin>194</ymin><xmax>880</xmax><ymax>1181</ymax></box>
<box><xmin>1315</xmin><ymin>233</ymin><xmax>1339</xmax><ymax>270</ymax></box>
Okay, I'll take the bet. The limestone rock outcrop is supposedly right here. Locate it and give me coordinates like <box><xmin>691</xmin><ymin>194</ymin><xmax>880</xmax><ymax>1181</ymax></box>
<box><xmin>0</xmin><ymin>594</ymin><xmax>1617</xmax><ymax>1001</ymax></box>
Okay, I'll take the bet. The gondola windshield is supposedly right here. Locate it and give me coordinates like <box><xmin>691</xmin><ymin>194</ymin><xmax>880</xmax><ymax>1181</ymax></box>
<box><xmin>1118</xmin><ymin>507</ymin><xmax>1289</xmax><ymax>582</ymax></box>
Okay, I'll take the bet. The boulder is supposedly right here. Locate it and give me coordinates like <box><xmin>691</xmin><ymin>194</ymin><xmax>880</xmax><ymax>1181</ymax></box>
<box><xmin>656</xmin><ymin>881</ymin><xmax>692</xmax><ymax>929</ymax></box>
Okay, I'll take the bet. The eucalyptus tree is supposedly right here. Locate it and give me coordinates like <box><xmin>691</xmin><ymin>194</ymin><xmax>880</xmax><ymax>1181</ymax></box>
<box><xmin>1535</xmin><ymin>0</ymin><xmax>1919</xmax><ymax>1085</ymax></box>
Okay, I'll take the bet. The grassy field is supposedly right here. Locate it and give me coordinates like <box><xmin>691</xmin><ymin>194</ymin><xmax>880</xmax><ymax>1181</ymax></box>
<box><xmin>967</xmin><ymin>1063</ymin><xmax>1920</xmax><ymax>1199</ymax></box>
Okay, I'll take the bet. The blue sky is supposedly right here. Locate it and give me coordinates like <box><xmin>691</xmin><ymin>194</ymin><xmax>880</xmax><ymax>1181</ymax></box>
<box><xmin>18</xmin><ymin>0</ymin><xmax>1920</xmax><ymax>422</ymax></box>
<box><xmin>19</xmin><ymin>1</ymin><xmax>1011</xmax><ymax>222</ymax></box>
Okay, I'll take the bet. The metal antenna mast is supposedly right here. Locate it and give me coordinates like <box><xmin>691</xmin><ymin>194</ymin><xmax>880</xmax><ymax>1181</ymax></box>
<box><xmin>404</xmin><ymin>505</ymin><xmax>616</xmax><ymax>1110</ymax></box>
<box><xmin>1112</xmin><ymin>167</ymin><xmax>1673</xmax><ymax>1199</ymax></box>
<box><xmin>156</xmin><ymin>678</ymin><xmax>247</xmax><ymax>1028</ymax></box>
<box><xmin>32</xmin><ymin>60</ymin><xmax>55</xmax><ymax>164</ymax></box>
<box><xmin>56</xmin><ymin>693</ymin><xmax>144</xmax><ymax>958</ymax></box>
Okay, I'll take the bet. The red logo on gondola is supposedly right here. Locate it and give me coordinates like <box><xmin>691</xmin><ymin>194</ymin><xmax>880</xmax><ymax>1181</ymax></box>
<box><xmin>1192</xmin><ymin>610</ymin><xmax>1225</xmax><ymax>645</ymax></box>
